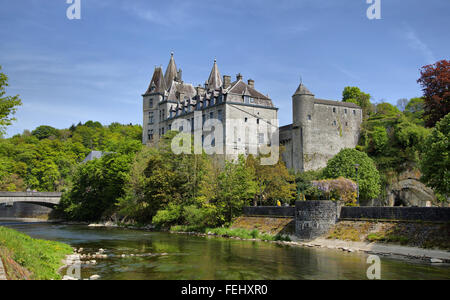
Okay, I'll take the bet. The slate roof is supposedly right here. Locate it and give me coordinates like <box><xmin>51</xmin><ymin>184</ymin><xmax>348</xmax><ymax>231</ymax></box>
<box><xmin>164</xmin><ymin>53</ymin><xmax>178</xmax><ymax>88</ymax></box>
<box><xmin>314</xmin><ymin>98</ymin><xmax>361</xmax><ymax>109</ymax></box>
<box><xmin>144</xmin><ymin>67</ymin><xmax>166</xmax><ymax>95</ymax></box>
<box><xmin>226</xmin><ymin>80</ymin><xmax>271</xmax><ymax>100</ymax></box>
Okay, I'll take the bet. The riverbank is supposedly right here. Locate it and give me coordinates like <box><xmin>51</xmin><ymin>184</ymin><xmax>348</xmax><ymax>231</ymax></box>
<box><xmin>0</xmin><ymin>226</ymin><xmax>73</xmax><ymax>280</ymax></box>
<box><xmin>75</xmin><ymin>220</ymin><xmax>450</xmax><ymax>264</ymax></box>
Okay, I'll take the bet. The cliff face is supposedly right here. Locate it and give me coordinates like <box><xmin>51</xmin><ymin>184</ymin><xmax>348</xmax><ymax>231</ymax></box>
<box><xmin>371</xmin><ymin>168</ymin><xmax>437</xmax><ymax>207</ymax></box>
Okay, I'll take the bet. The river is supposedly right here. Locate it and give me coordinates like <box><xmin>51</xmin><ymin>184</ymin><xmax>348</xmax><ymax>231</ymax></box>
<box><xmin>2</xmin><ymin>222</ymin><xmax>449</xmax><ymax>280</ymax></box>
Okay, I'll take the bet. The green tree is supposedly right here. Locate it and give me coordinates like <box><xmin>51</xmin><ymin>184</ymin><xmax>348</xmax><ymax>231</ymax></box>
<box><xmin>31</xmin><ymin>125</ymin><xmax>59</xmax><ymax>140</ymax></box>
<box><xmin>0</xmin><ymin>66</ymin><xmax>22</xmax><ymax>137</ymax></box>
<box><xmin>216</xmin><ymin>156</ymin><xmax>257</xmax><ymax>224</ymax></box>
<box><xmin>342</xmin><ymin>86</ymin><xmax>372</xmax><ymax>117</ymax></box>
<box><xmin>322</xmin><ymin>149</ymin><xmax>381</xmax><ymax>204</ymax></box>
<box><xmin>420</xmin><ymin>113</ymin><xmax>450</xmax><ymax>200</ymax></box>
<box><xmin>404</xmin><ymin>97</ymin><xmax>425</xmax><ymax>125</ymax></box>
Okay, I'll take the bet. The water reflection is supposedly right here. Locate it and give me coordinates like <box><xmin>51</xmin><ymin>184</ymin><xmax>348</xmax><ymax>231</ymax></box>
<box><xmin>3</xmin><ymin>223</ymin><xmax>449</xmax><ymax>280</ymax></box>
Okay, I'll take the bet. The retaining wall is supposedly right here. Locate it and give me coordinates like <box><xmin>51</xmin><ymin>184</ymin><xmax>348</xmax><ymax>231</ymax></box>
<box><xmin>242</xmin><ymin>206</ymin><xmax>295</xmax><ymax>217</ymax></box>
<box><xmin>340</xmin><ymin>206</ymin><xmax>450</xmax><ymax>222</ymax></box>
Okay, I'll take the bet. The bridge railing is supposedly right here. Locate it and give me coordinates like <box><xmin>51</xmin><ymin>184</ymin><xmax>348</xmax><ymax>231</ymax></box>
<box><xmin>0</xmin><ymin>192</ymin><xmax>63</xmax><ymax>197</ymax></box>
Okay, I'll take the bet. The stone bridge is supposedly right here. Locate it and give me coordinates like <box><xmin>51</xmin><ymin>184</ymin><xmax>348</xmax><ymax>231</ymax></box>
<box><xmin>0</xmin><ymin>192</ymin><xmax>62</xmax><ymax>208</ymax></box>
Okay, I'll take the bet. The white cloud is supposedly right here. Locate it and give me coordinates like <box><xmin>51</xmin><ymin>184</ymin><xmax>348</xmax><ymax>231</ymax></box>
<box><xmin>403</xmin><ymin>25</ymin><xmax>436</xmax><ymax>64</ymax></box>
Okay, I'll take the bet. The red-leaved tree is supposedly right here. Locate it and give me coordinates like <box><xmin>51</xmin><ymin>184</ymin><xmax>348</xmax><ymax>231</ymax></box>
<box><xmin>417</xmin><ymin>59</ymin><xmax>450</xmax><ymax>127</ymax></box>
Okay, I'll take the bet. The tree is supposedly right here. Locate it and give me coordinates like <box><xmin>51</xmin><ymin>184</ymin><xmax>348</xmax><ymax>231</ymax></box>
<box><xmin>216</xmin><ymin>156</ymin><xmax>257</xmax><ymax>224</ymax></box>
<box><xmin>246</xmin><ymin>154</ymin><xmax>295</xmax><ymax>206</ymax></box>
<box><xmin>404</xmin><ymin>97</ymin><xmax>425</xmax><ymax>126</ymax></box>
<box><xmin>322</xmin><ymin>149</ymin><xmax>381</xmax><ymax>204</ymax></box>
<box><xmin>420</xmin><ymin>113</ymin><xmax>450</xmax><ymax>200</ymax></box>
<box><xmin>417</xmin><ymin>60</ymin><xmax>450</xmax><ymax>127</ymax></box>
<box><xmin>342</xmin><ymin>86</ymin><xmax>372</xmax><ymax>117</ymax></box>
<box><xmin>32</xmin><ymin>125</ymin><xmax>59</xmax><ymax>140</ymax></box>
<box><xmin>0</xmin><ymin>66</ymin><xmax>22</xmax><ymax>137</ymax></box>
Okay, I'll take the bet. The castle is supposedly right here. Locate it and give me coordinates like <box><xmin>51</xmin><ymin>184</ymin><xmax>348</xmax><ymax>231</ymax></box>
<box><xmin>142</xmin><ymin>53</ymin><xmax>363</xmax><ymax>172</ymax></box>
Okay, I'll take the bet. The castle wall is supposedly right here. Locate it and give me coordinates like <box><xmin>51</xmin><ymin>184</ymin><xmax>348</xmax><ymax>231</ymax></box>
<box><xmin>302</xmin><ymin>103</ymin><xmax>362</xmax><ymax>171</ymax></box>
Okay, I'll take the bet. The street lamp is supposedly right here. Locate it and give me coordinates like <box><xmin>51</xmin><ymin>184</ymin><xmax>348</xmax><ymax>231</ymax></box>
<box><xmin>354</xmin><ymin>164</ymin><xmax>360</xmax><ymax>206</ymax></box>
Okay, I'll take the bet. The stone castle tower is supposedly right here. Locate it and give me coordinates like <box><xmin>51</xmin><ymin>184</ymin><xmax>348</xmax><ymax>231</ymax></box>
<box><xmin>280</xmin><ymin>81</ymin><xmax>363</xmax><ymax>172</ymax></box>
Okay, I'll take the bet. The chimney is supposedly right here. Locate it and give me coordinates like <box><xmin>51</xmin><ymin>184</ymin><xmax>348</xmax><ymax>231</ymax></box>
<box><xmin>236</xmin><ymin>73</ymin><xmax>243</xmax><ymax>81</ymax></box>
<box><xmin>248</xmin><ymin>79</ymin><xmax>255</xmax><ymax>89</ymax></box>
<box><xmin>223</xmin><ymin>75</ymin><xmax>231</xmax><ymax>89</ymax></box>
<box><xmin>177</xmin><ymin>69</ymin><xmax>183</xmax><ymax>82</ymax></box>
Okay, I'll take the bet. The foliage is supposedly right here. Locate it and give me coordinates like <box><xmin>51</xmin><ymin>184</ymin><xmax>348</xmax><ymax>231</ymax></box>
<box><xmin>342</xmin><ymin>86</ymin><xmax>372</xmax><ymax>117</ymax></box>
<box><xmin>0</xmin><ymin>66</ymin><xmax>22</xmax><ymax>137</ymax></box>
<box><xmin>0</xmin><ymin>121</ymin><xmax>142</xmax><ymax>192</ymax></box>
<box><xmin>169</xmin><ymin>226</ymin><xmax>291</xmax><ymax>242</ymax></box>
<box><xmin>0</xmin><ymin>226</ymin><xmax>73</xmax><ymax>280</ymax></box>
<box><xmin>58</xmin><ymin>148</ymin><xmax>139</xmax><ymax>221</ymax></box>
<box><xmin>216</xmin><ymin>156</ymin><xmax>257</xmax><ymax>224</ymax></box>
<box><xmin>246</xmin><ymin>154</ymin><xmax>296</xmax><ymax>206</ymax></box>
<box><xmin>420</xmin><ymin>113</ymin><xmax>450</xmax><ymax>199</ymax></box>
<box><xmin>417</xmin><ymin>60</ymin><xmax>450</xmax><ymax>127</ymax></box>
<box><xmin>311</xmin><ymin>177</ymin><xmax>358</xmax><ymax>206</ymax></box>
<box><xmin>404</xmin><ymin>97</ymin><xmax>425</xmax><ymax>126</ymax></box>
<box><xmin>322</xmin><ymin>149</ymin><xmax>381</xmax><ymax>203</ymax></box>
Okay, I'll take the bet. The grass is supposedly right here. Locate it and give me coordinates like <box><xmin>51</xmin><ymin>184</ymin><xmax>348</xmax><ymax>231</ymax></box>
<box><xmin>170</xmin><ymin>225</ymin><xmax>291</xmax><ymax>242</ymax></box>
<box><xmin>0</xmin><ymin>226</ymin><xmax>73</xmax><ymax>280</ymax></box>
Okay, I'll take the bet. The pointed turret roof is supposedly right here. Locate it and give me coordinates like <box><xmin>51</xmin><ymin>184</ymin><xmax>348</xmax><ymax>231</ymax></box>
<box><xmin>164</xmin><ymin>52</ymin><xmax>178</xmax><ymax>88</ymax></box>
<box><xmin>207</xmin><ymin>59</ymin><xmax>223</xmax><ymax>91</ymax></box>
<box><xmin>144</xmin><ymin>66</ymin><xmax>166</xmax><ymax>95</ymax></box>
<box><xmin>293</xmin><ymin>82</ymin><xmax>314</xmax><ymax>96</ymax></box>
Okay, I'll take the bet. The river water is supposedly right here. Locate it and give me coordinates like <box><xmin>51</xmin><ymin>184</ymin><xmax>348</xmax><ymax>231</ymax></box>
<box><xmin>2</xmin><ymin>222</ymin><xmax>449</xmax><ymax>280</ymax></box>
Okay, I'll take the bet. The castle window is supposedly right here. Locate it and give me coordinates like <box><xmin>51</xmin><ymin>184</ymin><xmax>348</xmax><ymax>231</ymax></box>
<box><xmin>168</xmin><ymin>124</ymin><xmax>172</xmax><ymax>131</ymax></box>
<box><xmin>161</xmin><ymin>127</ymin><xmax>165</xmax><ymax>135</ymax></box>
<box><xmin>333</xmin><ymin>108</ymin><xmax>336</xmax><ymax>113</ymax></box>
<box><xmin>353</xmin><ymin>110</ymin><xmax>356</xmax><ymax>115</ymax></box>
<box><xmin>191</xmin><ymin>118</ymin><xmax>194</xmax><ymax>132</ymax></box>
<box><xmin>149</xmin><ymin>112</ymin><xmax>154</xmax><ymax>124</ymax></box>
<box><xmin>333</xmin><ymin>120</ymin><xmax>337</xmax><ymax>126</ymax></box>
<box><xmin>345</xmin><ymin>122</ymin><xmax>348</xmax><ymax>126</ymax></box>
<box><xmin>149</xmin><ymin>99</ymin><xmax>153</xmax><ymax>108</ymax></box>
<box><xmin>148</xmin><ymin>130</ymin><xmax>153</xmax><ymax>141</ymax></box>
<box><xmin>211</xmin><ymin>138</ymin><xmax>216</xmax><ymax>147</ymax></box>
<box><xmin>344</xmin><ymin>109</ymin><xmax>348</xmax><ymax>114</ymax></box>
<box><xmin>179</xmin><ymin>126</ymin><xmax>184</xmax><ymax>132</ymax></box>
<box><xmin>202</xmin><ymin>114</ymin><xmax>206</xmax><ymax>125</ymax></box>
<box><xmin>245</xmin><ymin>117</ymin><xmax>248</xmax><ymax>123</ymax></box>
<box><xmin>210</xmin><ymin>112</ymin><xmax>214</xmax><ymax>119</ymax></box>
<box><xmin>308</xmin><ymin>115</ymin><xmax>312</xmax><ymax>121</ymax></box>
<box><xmin>257</xmin><ymin>119</ymin><xmax>260</xmax><ymax>125</ymax></box>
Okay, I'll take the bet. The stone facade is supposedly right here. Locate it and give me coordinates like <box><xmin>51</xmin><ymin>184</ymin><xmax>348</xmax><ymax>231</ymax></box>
<box><xmin>142</xmin><ymin>54</ymin><xmax>278</xmax><ymax>162</ymax></box>
<box><xmin>280</xmin><ymin>84</ymin><xmax>363</xmax><ymax>172</ymax></box>
<box><xmin>295</xmin><ymin>201</ymin><xmax>341</xmax><ymax>240</ymax></box>
<box><xmin>142</xmin><ymin>53</ymin><xmax>362</xmax><ymax>169</ymax></box>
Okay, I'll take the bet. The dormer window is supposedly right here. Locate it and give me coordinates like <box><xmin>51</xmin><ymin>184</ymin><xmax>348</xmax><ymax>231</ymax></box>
<box><xmin>244</xmin><ymin>96</ymin><xmax>252</xmax><ymax>104</ymax></box>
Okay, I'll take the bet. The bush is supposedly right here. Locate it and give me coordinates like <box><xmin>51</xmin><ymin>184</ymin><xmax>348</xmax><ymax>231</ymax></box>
<box><xmin>323</xmin><ymin>149</ymin><xmax>381</xmax><ymax>204</ymax></box>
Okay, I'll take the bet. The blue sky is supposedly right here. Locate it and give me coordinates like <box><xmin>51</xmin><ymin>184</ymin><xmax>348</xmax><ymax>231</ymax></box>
<box><xmin>1</xmin><ymin>0</ymin><xmax>449</xmax><ymax>137</ymax></box>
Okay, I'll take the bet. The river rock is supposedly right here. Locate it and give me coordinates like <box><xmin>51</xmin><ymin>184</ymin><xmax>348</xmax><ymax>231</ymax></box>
<box><xmin>63</xmin><ymin>275</ymin><xmax>78</xmax><ymax>281</ymax></box>
<box><xmin>90</xmin><ymin>275</ymin><xmax>101</xmax><ymax>280</ymax></box>
<box><xmin>430</xmin><ymin>258</ymin><xmax>443</xmax><ymax>263</ymax></box>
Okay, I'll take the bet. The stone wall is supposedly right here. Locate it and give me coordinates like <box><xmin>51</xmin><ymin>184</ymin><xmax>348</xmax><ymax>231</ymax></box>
<box><xmin>0</xmin><ymin>203</ymin><xmax>53</xmax><ymax>220</ymax></box>
<box><xmin>242</xmin><ymin>206</ymin><xmax>295</xmax><ymax>217</ymax></box>
<box><xmin>340</xmin><ymin>206</ymin><xmax>450</xmax><ymax>222</ymax></box>
<box><xmin>295</xmin><ymin>201</ymin><xmax>340</xmax><ymax>240</ymax></box>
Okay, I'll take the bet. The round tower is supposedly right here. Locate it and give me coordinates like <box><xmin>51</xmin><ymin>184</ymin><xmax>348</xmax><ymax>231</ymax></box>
<box><xmin>292</xmin><ymin>82</ymin><xmax>315</xmax><ymax>173</ymax></box>
<box><xmin>292</xmin><ymin>82</ymin><xmax>315</xmax><ymax>127</ymax></box>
